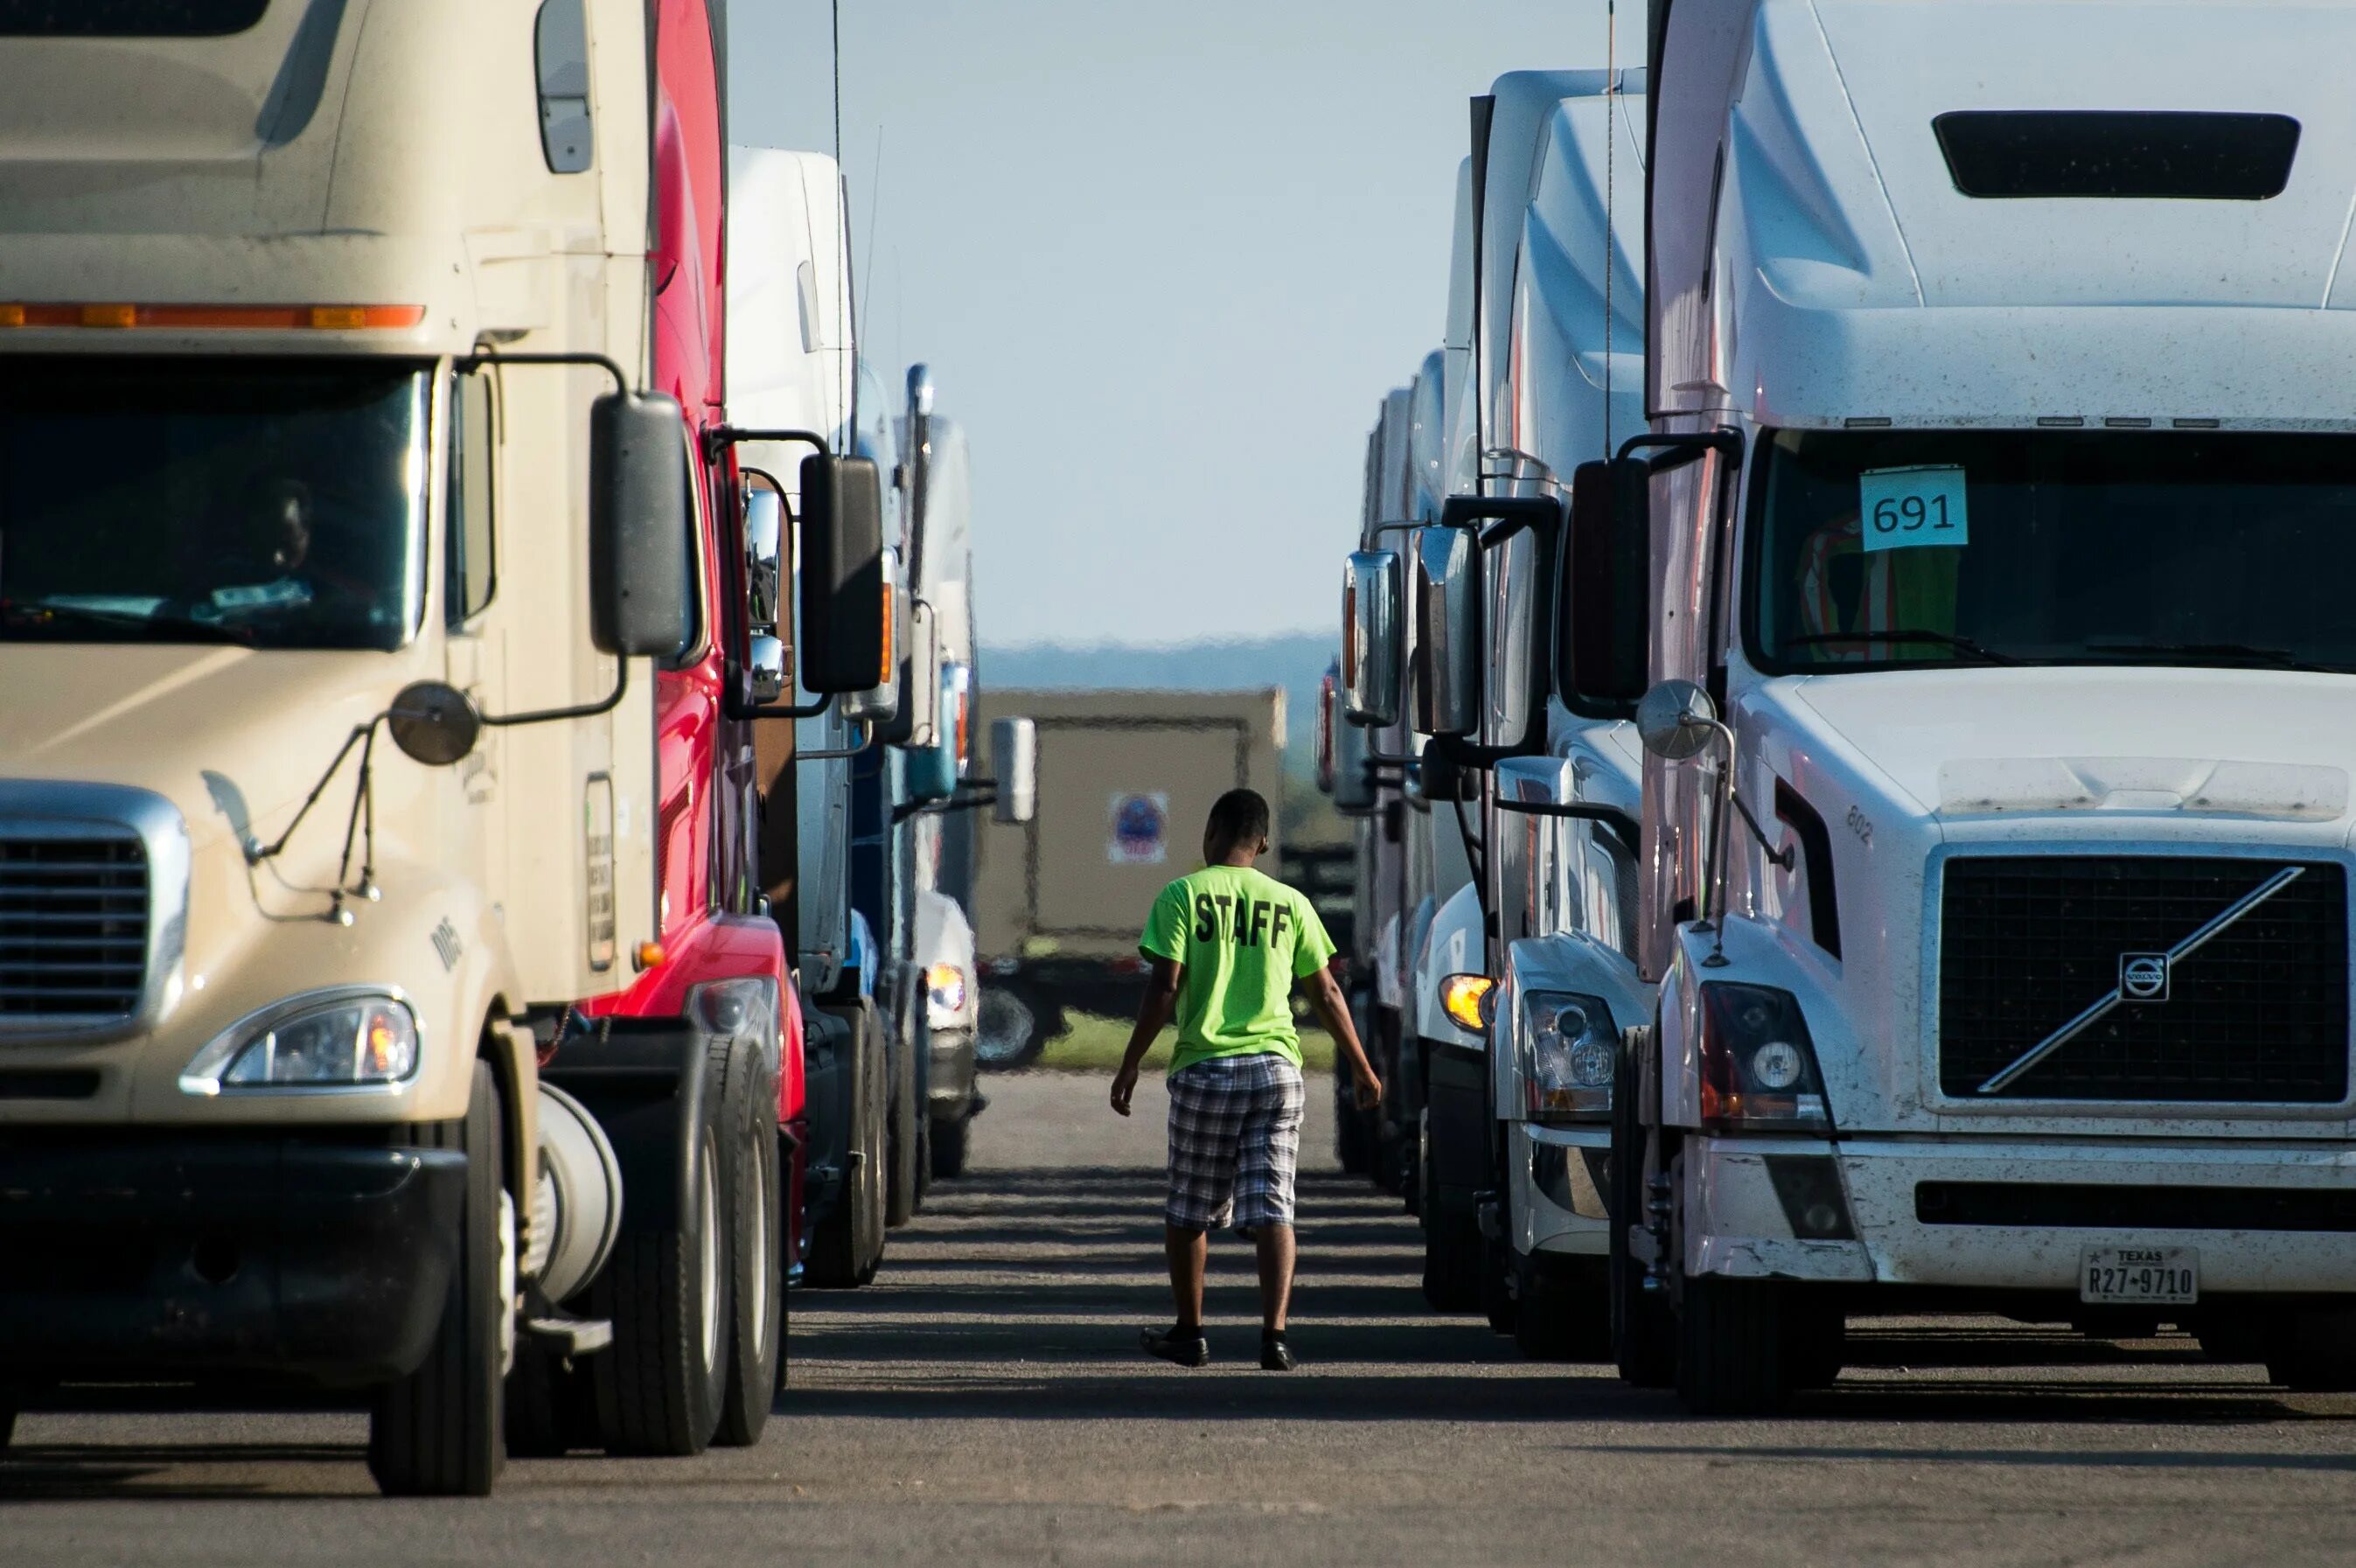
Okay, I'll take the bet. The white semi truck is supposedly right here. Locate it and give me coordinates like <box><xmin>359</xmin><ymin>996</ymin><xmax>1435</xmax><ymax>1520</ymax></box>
<box><xmin>1439</xmin><ymin>0</ymin><xmax>2356</xmax><ymax>1411</ymax></box>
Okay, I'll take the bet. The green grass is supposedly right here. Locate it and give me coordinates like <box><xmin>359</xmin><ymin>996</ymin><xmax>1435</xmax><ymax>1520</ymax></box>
<box><xmin>1035</xmin><ymin>1011</ymin><xmax>1336</xmax><ymax>1074</ymax></box>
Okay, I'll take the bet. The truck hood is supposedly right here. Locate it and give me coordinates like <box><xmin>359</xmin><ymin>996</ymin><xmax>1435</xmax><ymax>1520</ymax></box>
<box><xmin>1782</xmin><ymin>666</ymin><xmax>2356</xmax><ymax>825</ymax></box>
<box><xmin>0</xmin><ymin>644</ymin><xmax>413</xmax><ymax>854</ymax></box>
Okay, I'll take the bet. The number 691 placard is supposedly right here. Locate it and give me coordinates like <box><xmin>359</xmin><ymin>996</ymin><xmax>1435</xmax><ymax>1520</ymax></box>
<box><xmin>1858</xmin><ymin>464</ymin><xmax>1969</xmax><ymax>553</ymax></box>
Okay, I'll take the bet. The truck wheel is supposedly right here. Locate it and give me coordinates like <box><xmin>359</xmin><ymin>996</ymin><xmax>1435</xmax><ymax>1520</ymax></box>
<box><xmin>1676</xmin><ymin>1272</ymin><xmax>1796</xmax><ymax>1415</ymax></box>
<box><xmin>369</xmin><ymin>1060</ymin><xmax>508</xmax><ymax>1497</ymax></box>
<box><xmin>1609</xmin><ymin>1031</ymin><xmax>1676</xmax><ymax>1388</ymax></box>
<box><xmin>886</xmin><ymin>1020</ymin><xmax>919</xmax><ymax>1229</ymax></box>
<box><xmin>1514</xmin><ymin>1254</ymin><xmax>1605</xmax><ymax>1362</ymax></box>
<box><xmin>1481</xmin><ymin>1233</ymin><xmax>1517</xmax><ymax>1334</ymax></box>
<box><xmin>1419</xmin><ymin>1184</ymin><xmax>1482</xmax><ymax>1314</ymax></box>
<box><xmin>2266</xmin><ymin>1305</ymin><xmax>2356</xmax><ymax>1391</ymax></box>
<box><xmin>589</xmin><ymin>1037</ymin><xmax>734</xmax><ymax>1456</ymax></box>
<box><xmin>1335</xmin><ymin>1074</ymin><xmax>1371</xmax><ymax>1175</ymax></box>
<box><xmin>1790</xmin><ymin>1307</ymin><xmax>1848</xmax><ymax>1390</ymax></box>
<box><xmin>930</xmin><ymin>1113</ymin><xmax>971</xmax><ymax>1180</ymax></box>
<box><xmin>805</xmin><ymin>1006</ymin><xmax>887</xmax><ymax>1287</ymax></box>
<box><xmin>714</xmin><ymin>1046</ymin><xmax>784</xmax><ymax>1448</ymax></box>
<box><xmin>976</xmin><ymin>986</ymin><xmax>1045</xmax><ymax>1070</ymax></box>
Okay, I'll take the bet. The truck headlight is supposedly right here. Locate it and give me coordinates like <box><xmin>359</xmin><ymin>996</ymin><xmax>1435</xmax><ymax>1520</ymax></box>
<box><xmin>1697</xmin><ymin>983</ymin><xmax>1831</xmax><ymax>1132</ymax></box>
<box><xmin>1520</xmin><ymin>989</ymin><xmax>1615</xmax><ymax>1122</ymax></box>
<box><xmin>181</xmin><ymin>990</ymin><xmax>420</xmax><ymax>1094</ymax></box>
<box><xmin>926</xmin><ymin>962</ymin><xmax>968</xmax><ymax>1028</ymax></box>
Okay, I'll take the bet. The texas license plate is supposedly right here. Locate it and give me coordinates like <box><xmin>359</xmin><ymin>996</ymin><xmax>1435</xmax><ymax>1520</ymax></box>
<box><xmin>2081</xmin><ymin>1246</ymin><xmax>2198</xmax><ymax>1305</ymax></box>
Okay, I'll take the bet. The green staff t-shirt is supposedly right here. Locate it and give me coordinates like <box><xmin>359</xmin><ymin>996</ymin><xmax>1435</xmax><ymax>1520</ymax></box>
<box><xmin>1140</xmin><ymin>864</ymin><xmax>1336</xmax><ymax>1075</ymax></box>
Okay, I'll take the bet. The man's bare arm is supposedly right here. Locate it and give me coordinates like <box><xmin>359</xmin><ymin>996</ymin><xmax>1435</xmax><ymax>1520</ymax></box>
<box><xmin>1300</xmin><ymin>962</ymin><xmax>1383</xmax><ymax>1110</ymax></box>
<box><xmin>1111</xmin><ymin>956</ymin><xmax>1183</xmax><ymax>1117</ymax></box>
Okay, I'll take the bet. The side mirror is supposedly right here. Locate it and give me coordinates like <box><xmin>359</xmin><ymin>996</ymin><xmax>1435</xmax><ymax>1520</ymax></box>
<box><xmin>388</xmin><ymin>680</ymin><xmax>484</xmax><ymax>766</ymax></box>
<box><xmin>1314</xmin><ymin>666</ymin><xmax>1339</xmax><ymax>795</ymax></box>
<box><xmin>1333</xmin><ymin>707</ymin><xmax>1376</xmax><ymax>815</ymax></box>
<box><xmin>991</xmin><ymin>716</ymin><xmax>1038</xmax><ymax>826</ymax></box>
<box><xmin>1412</xmin><ymin>525</ymin><xmax>1478</xmax><ymax>737</ymax></box>
<box><xmin>589</xmin><ymin>391</ymin><xmax>693</xmax><ymax>659</ymax></box>
<box><xmin>1558</xmin><ymin>458</ymin><xmax>1650</xmax><ymax>714</ymax></box>
<box><xmin>797</xmin><ymin>453</ymin><xmax>887</xmax><ymax>693</ymax></box>
<box><xmin>747</xmin><ymin>632</ymin><xmax>787</xmax><ymax>705</ymax></box>
<box><xmin>1635</xmin><ymin>678</ymin><xmax>1720</xmax><ymax>760</ymax></box>
<box><xmin>1419</xmin><ymin>736</ymin><xmax>1478</xmax><ymax>802</ymax></box>
<box><xmin>1342</xmin><ymin>549</ymin><xmax>1404</xmax><ymax>727</ymax></box>
<box><xmin>880</xmin><ymin>600</ymin><xmax>941</xmax><ymax>749</ymax></box>
<box><xmin>1468</xmin><ymin>496</ymin><xmax>1565</xmax><ymax>757</ymax></box>
<box><xmin>744</xmin><ymin>484</ymin><xmax>784</xmax><ymax>631</ymax></box>
<box><xmin>838</xmin><ymin>549</ymin><xmax>904</xmax><ymax>723</ymax></box>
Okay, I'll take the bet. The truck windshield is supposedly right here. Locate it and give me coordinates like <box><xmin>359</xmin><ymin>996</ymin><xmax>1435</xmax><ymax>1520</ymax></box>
<box><xmin>1746</xmin><ymin>428</ymin><xmax>2356</xmax><ymax>674</ymax></box>
<box><xmin>0</xmin><ymin>359</ymin><xmax>428</xmax><ymax>652</ymax></box>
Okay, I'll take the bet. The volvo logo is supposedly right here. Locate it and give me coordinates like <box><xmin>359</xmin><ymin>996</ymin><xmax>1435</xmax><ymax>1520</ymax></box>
<box><xmin>2119</xmin><ymin>952</ymin><xmax>2171</xmax><ymax>1002</ymax></box>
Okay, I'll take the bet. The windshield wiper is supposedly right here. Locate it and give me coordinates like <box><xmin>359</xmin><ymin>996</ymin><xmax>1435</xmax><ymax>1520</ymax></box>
<box><xmin>1783</xmin><ymin>629</ymin><xmax>2018</xmax><ymax>666</ymax></box>
<box><xmin>2087</xmin><ymin>640</ymin><xmax>2341</xmax><ymax>673</ymax></box>
<box><xmin>3</xmin><ymin>600</ymin><xmax>254</xmax><ymax>646</ymax></box>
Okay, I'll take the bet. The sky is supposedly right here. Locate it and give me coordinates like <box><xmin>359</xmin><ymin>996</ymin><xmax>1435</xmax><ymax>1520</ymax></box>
<box><xmin>726</xmin><ymin>0</ymin><xmax>1635</xmax><ymax>649</ymax></box>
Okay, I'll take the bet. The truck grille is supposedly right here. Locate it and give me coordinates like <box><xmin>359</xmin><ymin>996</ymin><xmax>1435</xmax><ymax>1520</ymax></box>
<box><xmin>0</xmin><ymin>834</ymin><xmax>150</xmax><ymax>1021</ymax></box>
<box><xmin>1937</xmin><ymin>856</ymin><xmax>2348</xmax><ymax>1103</ymax></box>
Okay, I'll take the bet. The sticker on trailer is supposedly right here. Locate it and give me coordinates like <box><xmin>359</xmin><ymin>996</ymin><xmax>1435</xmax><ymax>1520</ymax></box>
<box><xmin>1859</xmin><ymin>464</ymin><xmax>1969</xmax><ymax>553</ymax></box>
<box><xmin>1107</xmin><ymin>791</ymin><xmax>1170</xmax><ymax>865</ymax></box>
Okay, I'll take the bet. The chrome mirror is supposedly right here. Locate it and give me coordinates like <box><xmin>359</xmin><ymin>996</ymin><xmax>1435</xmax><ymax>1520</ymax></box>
<box><xmin>1342</xmin><ymin>549</ymin><xmax>1404</xmax><ymax>728</ymax></box>
<box><xmin>991</xmin><ymin>716</ymin><xmax>1038</xmax><ymax>826</ymax></box>
<box><xmin>744</xmin><ymin>485</ymin><xmax>784</xmax><ymax>631</ymax></box>
<box><xmin>748</xmin><ymin>633</ymin><xmax>786</xmax><ymax>706</ymax></box>
<box><xmin>1413</xmin><ymin>525</ymin><xmax>1478</xmax><ymax>737</ymax></box>
<box><xmin>1635</xmin><ymin>679</ymin><xmax>1719</xmax><ymax>761</ymax></box>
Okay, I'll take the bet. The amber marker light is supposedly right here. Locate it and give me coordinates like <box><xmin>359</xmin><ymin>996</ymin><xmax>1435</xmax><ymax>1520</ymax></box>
<box><xmin>634</xmin><ymin>941</ymin><xmax>667</xmax><ymax>972</ymax></box>
<box><xmin>1439</xmin><ymin>972</ymin><xmax>1497</xmax><ymax>1033</ymax></box>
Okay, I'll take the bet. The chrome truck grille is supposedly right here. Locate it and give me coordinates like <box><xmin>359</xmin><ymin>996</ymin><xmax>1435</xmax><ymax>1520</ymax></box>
<box><xmin>0</xmin><ymin>833</ymin><xmax>150</xmax><ymax>1021</ymax></box>
<box><xmin>1937</xmin><ymin>856</ymin><xmax>2348</xmax><ymax>1103</ymax></box>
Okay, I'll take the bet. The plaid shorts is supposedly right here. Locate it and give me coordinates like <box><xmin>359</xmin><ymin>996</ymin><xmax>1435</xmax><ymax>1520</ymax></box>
<box><xmin>1165</xmin><ymin>1053</ymin><xmax>1306</xmax><ymax>1230</ymax></box>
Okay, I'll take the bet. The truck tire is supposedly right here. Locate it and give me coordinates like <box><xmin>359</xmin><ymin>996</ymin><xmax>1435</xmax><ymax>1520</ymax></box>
<box><xmin>1676</xmin><ymin>1272</ymin><xmax>1796</xmax><ymax>1415</ymax></box>
<box><xmin>2266</xmin><ymin>1305</ymin><xmax>2356</xmax><ymax>1391</ymax></box>
<box><xmin>589</xmin><ymin>1035</ymin><xmax>734</xmax><ymax>1456</ymax></box>
<box><xmin>805</xmin><ymin>1006</ymin><xmax>887</xmax><ymax>1287</ymax></box>
<box><xmin>1514</xmin><ymin>1253</ymin><xmax>1605</xmax><ymax>1362</ymax></box>
<box><xmin>1418</xmin><ymin>1128</ymin><xmax>1481</xmax><ymax>1313</ymax></box>
<box><xmin>1610</xmin><ymin>1029</ymin><xmax>1676</xmax><ymax>1388</ymax></box>
<box><xmin>886</xmin><ymin>1015</ymin><xmax>919</xmax><ymax>1229</ymax></box>
<box><xmin>369</xmin><ymin>1060</ymin><xmax>508</xmax><ymax>1497</ymax></box>
<box><xmin>930</xmin><ymin>1112</ymin><xmax>971</xmax><ymax>1180</ymax></box>
<box><xmin>1334</xmin><ymin>1075</ymin><xmax>1372</xmax><ymax>1175</ymax></box>
<box><xmin>1790</xmin><ymin>1308</ymin><xmax>1848</xmax><ymax>1390</ymax></box>
<box><xmin>714</xmin><ymin>1041</ymin><xmax>784</xmax><ymax>1447</ymax></box>
<box><xmin>1481</xmin><ymin>1233</ymin><xmax>1517</xmax><ymax>1334</ymax></box>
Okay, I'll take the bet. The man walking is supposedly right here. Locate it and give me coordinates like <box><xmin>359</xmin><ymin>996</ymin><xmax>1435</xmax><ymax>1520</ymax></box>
<box><xmin>1111</xmin><ymin>788</ymin><xmax>1383</xmax><ymax>1370</ymax></box>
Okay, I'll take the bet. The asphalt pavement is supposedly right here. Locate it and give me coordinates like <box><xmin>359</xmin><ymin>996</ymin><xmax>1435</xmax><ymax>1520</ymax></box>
<box><xmin>6</xmin><ymin>1072</ymin><xmax>2355</xmax><ymax>1566</ymax></box>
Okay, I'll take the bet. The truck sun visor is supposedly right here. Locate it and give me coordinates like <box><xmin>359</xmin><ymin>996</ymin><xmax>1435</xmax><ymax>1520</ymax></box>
<box><xmin>0</xmin><ymin>0</ymin><xmax>270</xmax><ymax>36</ymax></box>
<box><xmin>1932</xmin><ymin>110</ymin><xmax>2300</xmax><ymax>200</ymax></box>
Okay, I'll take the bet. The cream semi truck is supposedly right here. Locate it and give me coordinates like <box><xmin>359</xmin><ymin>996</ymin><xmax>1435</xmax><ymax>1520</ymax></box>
<box><xmin>0</xmin><ymin>2</ymin><xmax>881</xmax><ymax>1492</ymax></box>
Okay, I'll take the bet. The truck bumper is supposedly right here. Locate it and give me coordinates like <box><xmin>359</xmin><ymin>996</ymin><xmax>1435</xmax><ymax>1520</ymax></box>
<box><xmin>0</xmin><ymin>1132</ymin><xmax>464</xmax><ymax>1387</ymax></box>
<box><xmin>1509</xmin><ymin>1122</ymin><xmax>1611</xmax><ymax>1258</ymax></box>
<box><xmin>1687</xmin><ymin>1134</ymin><xmax>2356</xmax><ymax>1295</ymax></box>
<box><xmin>929</xmin><ymin>1025</ymin><xmax>976</xmax><ymax>1118</ymax></box>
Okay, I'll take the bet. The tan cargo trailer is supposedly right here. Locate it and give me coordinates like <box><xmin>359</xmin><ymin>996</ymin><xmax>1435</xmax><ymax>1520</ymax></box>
<box><xmin>972</xmin><ymin>689</ymin><xmax>1284</xmax><ymax>1064</ymax></box>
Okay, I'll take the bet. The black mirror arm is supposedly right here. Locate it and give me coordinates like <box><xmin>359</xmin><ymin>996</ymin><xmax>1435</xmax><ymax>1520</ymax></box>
<box><xmin>483</xmin><ymin>659</ymin><xmax>630</xmax><ymax>728</ymax></box>
<box><xmin>457</xmin><ymin>350</ymin><xmax>630</xmax><ymax>394</ymax></box>
<box><xmin>795</xmin><ymin>721</ymin><xmax>874</xmax><ymax>762</ymax></box>
<box><xmin>891</xmin><ymin>782</ymin><xmax>1000</xmax><ymax>825</ymax></box>
<box><xmin>1614</xmin><ymin>428</ymin><xmax>1746</xmax><ymax>473</ymax></box>
<box><xmin>704</xmin><ymin>425</ymin><xmax>833</xmax><ymax>463</ymax></box>
<box><xmin>726</xmin><ymin>689</ymin><xmax>834</xmax><ymax>722</ymax></box>
<box><xmin>1728</xmin><ymin>787</ymin><xmax>1794</xmax><ymax>871</ymax></box>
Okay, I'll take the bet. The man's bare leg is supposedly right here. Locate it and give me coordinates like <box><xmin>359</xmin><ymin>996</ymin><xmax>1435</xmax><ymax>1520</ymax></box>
<box><xmin>1255</xmin><ymin>1223</ymin><xmax>1295</xmax><ymax>1334</ymax></box>
<box><xmin>1167</xmin><ymin>1224</ymin><xmax>1208</xmax><ymax>1328</ymax></box>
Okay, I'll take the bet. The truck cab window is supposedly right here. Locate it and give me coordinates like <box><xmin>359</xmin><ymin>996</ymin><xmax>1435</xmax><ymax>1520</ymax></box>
<box><xmin>0</xmin><ymin>358</ymin><xmax>429</xmax><ymax>652</ymax></box>
<box><xmin>445</xmin><ymin>372</ymin><xmax>496</xmax><ymax>628</ymax></box>
<box><xmin>0</xmin><ymin>1</ymin><xmax>269</xmax><ymax>35</ymax></box>
<box><xmin>534</xmin><ymin>0</ymin><xmax>593</xmax><ymax>174</ymax></box>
